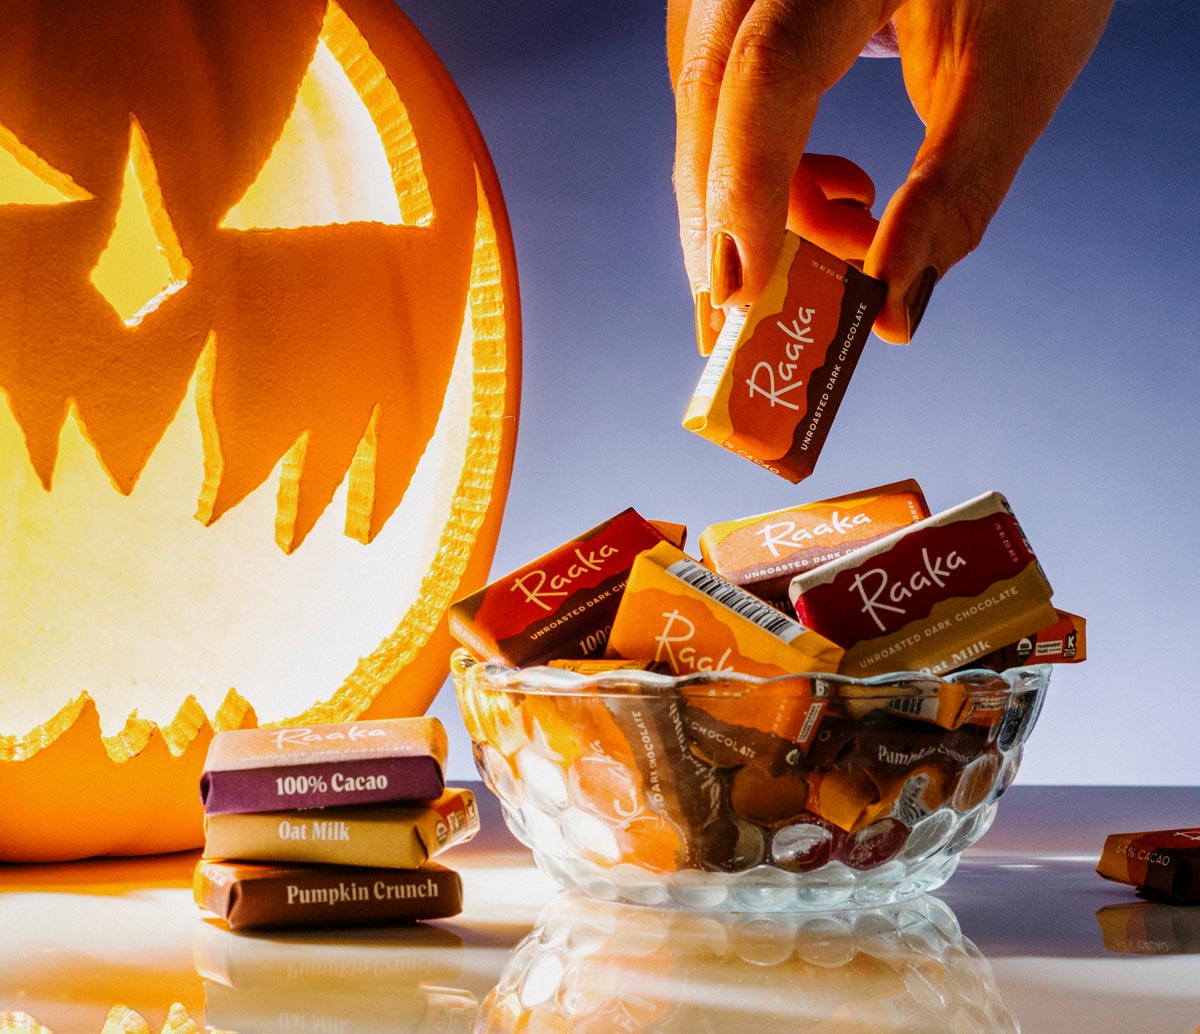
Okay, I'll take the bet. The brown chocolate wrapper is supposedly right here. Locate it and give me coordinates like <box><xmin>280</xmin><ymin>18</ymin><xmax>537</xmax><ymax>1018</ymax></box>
<box><xmin>1097</xmin><ymin>828</ymin><xmax>1200</xmax><ymax>904</ymax></box>
<box><xmin>194</xmin><ymin>859</ymin><xmax>463</xmax><ymax>930</ymax></box>
<box><xmin>600</xmin><ymin>690</ymin><xmax>742</xmax><ymax>871</ymax></box>
<box><xmin>449</xmin><ymin>508</ymin><xmax>678</xmax><ymax>667</ymax></box>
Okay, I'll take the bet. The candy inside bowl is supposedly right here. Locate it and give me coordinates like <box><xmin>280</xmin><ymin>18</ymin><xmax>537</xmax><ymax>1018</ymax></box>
<box><xmin>452</xmin><ymin>649</ymin><xmax>1050</xmax><ymax>911</ymax></box>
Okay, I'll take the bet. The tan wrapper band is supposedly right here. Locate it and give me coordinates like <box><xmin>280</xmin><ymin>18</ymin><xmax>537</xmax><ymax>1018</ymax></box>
<box><xmin>202</xmin><ymin>788</ymin><xmax>480</xmax><ymax>870</ymax></box>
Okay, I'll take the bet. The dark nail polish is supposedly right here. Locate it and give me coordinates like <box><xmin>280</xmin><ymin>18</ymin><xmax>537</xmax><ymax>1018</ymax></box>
<box><xmin>709</xmin><ymin>231</ymin><xmax>742</xmax><ymax>308</ymax></box>
<box><xmin>905</xmin><ymin>266</ymin><xmax>939</xmax><ymax>341</ymax></box>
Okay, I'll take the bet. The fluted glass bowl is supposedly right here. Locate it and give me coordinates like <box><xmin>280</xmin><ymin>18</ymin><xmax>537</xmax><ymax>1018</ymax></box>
<box><xmin>452</xmin><ymin>649</ymin><xmax>1049</xmax><ymax>911</ymax></box>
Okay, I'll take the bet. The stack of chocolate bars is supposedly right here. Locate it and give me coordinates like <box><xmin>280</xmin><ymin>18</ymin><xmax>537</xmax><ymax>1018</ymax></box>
<box><xmin>194</xmin><ymin>716</ymin><xmax>479</xmax><ymax>930</ymax></box>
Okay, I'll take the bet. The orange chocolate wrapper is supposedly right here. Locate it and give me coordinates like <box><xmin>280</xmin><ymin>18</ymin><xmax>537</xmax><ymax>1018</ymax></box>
<box><xmin>684</xmin><ymin>232</ymin><xmax>886</xmax><ymax>483</ymax></box>
<box><xmin>449</xmin><ymin>508</ymin><xmax>681</xmax><ymax>667</ymax></box>
<box><xmin>1097</xmin><ymin>828</ymin><xmax>1200</xmax><ymax>904</ymax></box>
<box><xmin>699</xmin><ymin>479</ymin><xmax>929</xmax><ymax>613</ymax></box>
<box><xmin>974</xmin><ymin>609</ymin><xmax>1086</xmax><ymax>670</ymax></box>
<box><xmin>607</xmin><ymin>541</ymin><xmax>841</xmax><ymax>751</ymax></box>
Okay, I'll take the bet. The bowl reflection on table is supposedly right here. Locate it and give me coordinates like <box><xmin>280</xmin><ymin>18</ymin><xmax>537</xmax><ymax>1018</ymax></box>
<box><xmin>453</xmin><ymin>650</ymin><xmax>1050</xmax><ymax>911</ymax></box>
<box><xmin>478</xmin><ymin>892</ymin><xmax>1020</xmax><ymax>1033</ymax></box>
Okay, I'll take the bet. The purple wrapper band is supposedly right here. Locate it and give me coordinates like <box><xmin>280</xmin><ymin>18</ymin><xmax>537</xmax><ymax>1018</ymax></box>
<box><xmin>200</xmin><ymin>756</ymin><xmax>445</xmax><ymax>815</ymax></box>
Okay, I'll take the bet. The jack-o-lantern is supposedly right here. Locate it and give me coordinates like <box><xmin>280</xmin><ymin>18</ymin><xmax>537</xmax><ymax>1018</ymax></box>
<box><xmin>0</xmin><ymin>0</ymin><xmax>520</xmax><ymax>861</ymax></box>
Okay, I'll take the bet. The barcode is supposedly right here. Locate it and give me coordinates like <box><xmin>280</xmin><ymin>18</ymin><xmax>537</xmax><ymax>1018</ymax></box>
<box><xmin>666</xmin><ymin>557</ymin><xmax>804</xmax><ymax>642</ymax></box>
<box><xmin>690</xmin><ymin>305</ymin><xmax>749</xmax><ymax>401</ymax></box>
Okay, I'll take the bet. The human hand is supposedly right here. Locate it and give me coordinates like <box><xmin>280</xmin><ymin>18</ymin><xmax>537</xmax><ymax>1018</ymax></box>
<box><xmin>669</xmin><ymin>0</ymin><xmax>1113</xmax><ymax>347</ymax></box>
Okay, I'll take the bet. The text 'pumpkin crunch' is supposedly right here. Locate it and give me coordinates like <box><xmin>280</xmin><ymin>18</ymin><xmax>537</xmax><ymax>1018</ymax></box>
<box><xmin>0</xmin><ymin>0</ymin><xmax>520</xmax><ymax>861</ymax></box>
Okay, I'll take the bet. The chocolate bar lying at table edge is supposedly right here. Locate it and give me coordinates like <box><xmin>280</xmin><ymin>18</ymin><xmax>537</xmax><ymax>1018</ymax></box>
<box><xmin>684</xmin><ymin>232</ymin><xmax>887</xmax><ymax>484</ymax></box>
<box><xmin>448</xmin><ymin>509</ymin><xmax>685</xmax><ymax>667</ymax></box>
<box><xmin>194</xmin><ymin>859</ymin><xmax>463</xmax><ymax>930</ymax></box>
<box><xmin>200</xmin><ymin>718</ymin><xmax>447</xmax><ymax>816</ymax></box>
<box><xmin>1097</xmin><ymin>828</ymin><xmax>1200</xmax><ymax>904</ymax></box>
<box><xmin>789</xmin><ymin>491</ymin><xmax>1059</xmax><ymax>676</ymax></box>
<box><xmin>203</xmin><ymin>788</ymin><xmax>479</xmax><ymax>870</ymax></box>
<box><xmin>699</xmin><ymin>479</ymin><xmax>930</xmax><ymax>614</ymax></box>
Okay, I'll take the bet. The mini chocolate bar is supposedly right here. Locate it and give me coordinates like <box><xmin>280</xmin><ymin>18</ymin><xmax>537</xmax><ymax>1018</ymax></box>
<box><xmin>789</xmin><ymin>492</ymin><xmax>1059</xmax><ymax>676</ymax></box>
<box><xmin>449</xmin><ymin>508</ymin><xmax>680</xmax><ymax>667</ymax></box>
<box><xmin>200</xmin><ymin>718</ymin><xmax>447</xmax><ymax>816</ymax></box>
<box><xmin>699</xmin><ymin>479</ymin><xmax>930</xmax><ymax>613</ymax></box>
<box><xmin>194</xmin><ymin>859</ymin><xmax>464</xmax><ymax>930</ymax></box>
<box><xmin>684</xmin><ymin>232</ymin><xmax>887</xmax><ymax>483</ymax></box>
<box><xmin>1097</xmin><ymin>828</ymin><xmax>1200</xmax><ymax>904</ymax></box>
<box><xmin>202</xmin><ymin>788</ymin><xmax>479</xmax><ymax>870</ymax></box>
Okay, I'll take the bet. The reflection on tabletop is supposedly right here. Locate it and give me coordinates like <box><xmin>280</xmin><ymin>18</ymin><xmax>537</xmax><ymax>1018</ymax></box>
<box><xmin>193</xmin><ymin>921</ymin><xmax>478</xmax><ymax>1034</ymax></box>
<box><xmin>477</xmin><ymin>892</ymin><xmax>1018</xmax><ymax>1034</ymax></box>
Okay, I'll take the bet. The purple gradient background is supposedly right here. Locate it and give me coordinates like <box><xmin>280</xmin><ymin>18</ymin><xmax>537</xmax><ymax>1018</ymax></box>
<box><xmin>404</xmin><ymin>1</ymin><xmax>1200</xmax><ymax>785</ymax></box>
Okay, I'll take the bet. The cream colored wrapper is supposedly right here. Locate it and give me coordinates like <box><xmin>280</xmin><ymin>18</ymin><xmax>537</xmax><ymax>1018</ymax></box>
<box><xmin>203</xmin><ymin>787</ymin><xmax>479</xmax><ymax>870</ymax></box>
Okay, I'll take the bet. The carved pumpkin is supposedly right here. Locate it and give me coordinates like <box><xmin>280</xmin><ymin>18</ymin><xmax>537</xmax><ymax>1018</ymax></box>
<box><xmin>0</xmin><ymin>0</ymin><xmax>519</xmax><ymax>861</ymax></box>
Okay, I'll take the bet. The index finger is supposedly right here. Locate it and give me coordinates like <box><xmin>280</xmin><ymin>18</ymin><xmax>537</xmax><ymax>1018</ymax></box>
<box><xmin>706</xmin><ymin>0</ymin><xmax>896</xmax><ymax>305</ymax></box>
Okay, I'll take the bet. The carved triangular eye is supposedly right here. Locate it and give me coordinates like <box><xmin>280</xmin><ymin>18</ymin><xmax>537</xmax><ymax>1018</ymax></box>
<box><xmin>220</xmin><ymin>0</ymin><xmax>432</xmax><ymax>231</ymax></box>
<box><xmin>0</xmin><ymin>123</ymin><xmax>93</xmax><ymax>205</ymax></box>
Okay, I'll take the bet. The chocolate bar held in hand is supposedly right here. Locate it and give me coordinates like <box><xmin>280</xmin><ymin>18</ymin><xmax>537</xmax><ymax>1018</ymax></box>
<box><xmin>200</xmin><ymin>718</ymin><xmax>447</xmax><ymax>816</ymax></box>
<box><xmin>194</xmin><ymin>859</ymin><xmax>464</xmax><ymax>930</ymax></box>
<box><xmin>1097</xmin><ymin>828</ymin><xmax>1200</xmax><ymax>904</ymax></box>
<box><xmin>203</xmin><ymin>788</ymin><xmax>480</xmax><ymax>870</ymax></box>
<box><xmin>684</xmin><ymin>232</ymin><xmax>887</xmax><ymax>483</ymax></box>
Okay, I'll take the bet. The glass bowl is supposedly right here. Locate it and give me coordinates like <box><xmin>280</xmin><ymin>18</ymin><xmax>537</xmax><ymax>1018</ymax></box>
<box><xmin>451</xmin><ymin>649</ymin><xmax>1049</xmax><ymax>911</ymax></box>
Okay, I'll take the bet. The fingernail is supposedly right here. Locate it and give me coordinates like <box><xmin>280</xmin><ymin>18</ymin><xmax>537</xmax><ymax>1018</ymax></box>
<box><xmin>709</xmin><ymin>231</ymin><xmax>742</xmax><ymax>308</ymax></box>
<box><xmin>905</xmin><ymin>266</ymin><xmax>939</xmax><ymax>341</ymax></box>
<box><xmin>694</xmin><ymin>289</ymin><xmax>724</xmax><ymax>356</ymax></box>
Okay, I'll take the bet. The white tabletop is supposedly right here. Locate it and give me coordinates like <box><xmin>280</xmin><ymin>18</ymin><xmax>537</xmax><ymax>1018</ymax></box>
<box><xmin>2</xmin><ymin>784</ymin><xmax>1197</xmax><ymax>1033</ymax></box>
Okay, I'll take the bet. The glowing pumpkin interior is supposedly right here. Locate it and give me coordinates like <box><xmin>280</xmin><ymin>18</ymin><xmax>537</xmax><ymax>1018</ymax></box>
<box><xmin>0</xmin><ymin>0</ymin><xmax>519</xmax><ymax>861</ymax></box>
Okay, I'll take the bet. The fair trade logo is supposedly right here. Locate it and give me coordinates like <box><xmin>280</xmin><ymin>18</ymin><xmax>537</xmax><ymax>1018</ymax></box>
<box><xmin>848</xmin><ymin>548</ymin><xmax>967</xmax><ymax>632</ymax></box>
<box><xmin>510</xmin><ymin>544</ymin><xmax>620</xmax><ymax>612</ymax></box>
<box><xmin>757</xmin><ymin>510</ymin><xmax>871</xmax><ymax>558</ymax></box>
<box><xmin>653</xmin><ymin>609</ymin><xmax>733</xmax><ymax>674</ymax></box>
<box><xmin>744</xmin><ymin>305</ymin><xmax>815</xmax><ymax>411</ymax></box>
